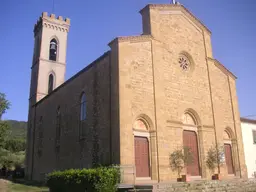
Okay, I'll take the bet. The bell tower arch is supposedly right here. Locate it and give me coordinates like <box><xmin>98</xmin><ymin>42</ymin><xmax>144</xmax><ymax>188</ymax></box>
<box><xmin>29</xmin><ymin>12</ymin><xmax>70</xmax><ymax>105</ymax></box>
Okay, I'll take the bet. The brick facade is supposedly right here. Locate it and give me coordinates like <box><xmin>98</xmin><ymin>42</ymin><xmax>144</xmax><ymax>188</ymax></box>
<box><xmin>26</xmin><ymin>4</ymin><xmax>247</xmax><ymax>182</ymax></box>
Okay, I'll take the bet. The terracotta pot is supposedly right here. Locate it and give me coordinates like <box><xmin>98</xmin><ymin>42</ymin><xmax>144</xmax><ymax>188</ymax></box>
<box><xmin>214</xmin><ymin>173</ymin><xmax>221</xmax><ymax>180</ymax></box>
<box><xmin>177</xmin><ymin>178</ymin><xmax>182</xmax><ymax>182</ymax></box>
<box><xmin>212</xmin><ymin>173</ymin><xmax>220</xmax><ymax>180</ymax></box>
<box><xmin>181</xmin><ymin>174</ymin><xmax>190</xmax><ymax>182</ymax></box>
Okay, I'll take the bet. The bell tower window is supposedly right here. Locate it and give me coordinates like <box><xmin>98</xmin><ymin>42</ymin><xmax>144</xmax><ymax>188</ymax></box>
<box><xmin>49</xmin><ymin>39</ymin><xmax>58</xmax><ymax>61</ymax></box>
<box><xmin>48</xmin><ymin>74</ymin><xmax>54</xmax><ymax>93</ymax></box>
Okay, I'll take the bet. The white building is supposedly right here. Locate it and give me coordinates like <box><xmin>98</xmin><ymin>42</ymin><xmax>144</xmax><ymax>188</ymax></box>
<box><xmin>241</xmin><ymin>118</ymin><xmax>256</xmax><ymax>178</ymax></box>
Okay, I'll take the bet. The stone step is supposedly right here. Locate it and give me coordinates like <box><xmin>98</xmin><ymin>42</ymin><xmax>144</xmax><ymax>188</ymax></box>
<box><xmin>153</xmin><ymin>179</ymin><xmax>256</xmax><ymax>192</ymax></box>
<box><xmin>118</xmin><ymin>184</ymin><xmax>153</xmax><ymax>192</ymax></box>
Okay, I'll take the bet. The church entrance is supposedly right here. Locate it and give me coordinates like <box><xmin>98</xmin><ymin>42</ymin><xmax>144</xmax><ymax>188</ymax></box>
<box><xmin>183</xmin><ymin>130</ymin><xmax>200</xmax><ymax>176</ymax></box>
<box><xmin>224</xmin><ymin>144</ymin><xmax>234</xmax><ymax>174</ymax></box>
<box><xmin>134</xmin><ymin>136</ymin><xmax>150</xmax><ymax>177</ymax></box>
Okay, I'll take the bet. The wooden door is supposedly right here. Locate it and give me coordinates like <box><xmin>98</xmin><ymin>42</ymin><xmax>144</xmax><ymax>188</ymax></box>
<box><xmin>224</xmin><ymin>144</ymin><xmax>234</xmax><ymax>174</ymax></box>
<box><xmin>183</xmin><ymin>130</ymin><xmax>200</xmax><ymax>176</ymax></box>
<box><xmin>134</xmin><ymin>136</ymin><xmax>150</xmax><ymax>177</ymax></box>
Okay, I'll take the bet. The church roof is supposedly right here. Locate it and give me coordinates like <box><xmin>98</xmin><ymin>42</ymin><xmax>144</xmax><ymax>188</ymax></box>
<box><xmin>241</xmin><ymin>117</ymin><xmax>256</xmax><ymax>125</ymax></box>
<box><xmin>34</xmin><ymin>51</ymin><xmax>110</xmax><ymax>107</ymax></box>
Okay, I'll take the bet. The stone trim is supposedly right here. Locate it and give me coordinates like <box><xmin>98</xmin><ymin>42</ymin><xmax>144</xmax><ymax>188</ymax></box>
<box><xmin>133</xmin><ymin>131</ymin><xmax>150</xmax><ymax>138</ymax></box>
<box><xmin>199</xmin><ymin>125</ymin><xmax>215</xmax><ymax>129</ymax></box>
<box><xmin>207</xmin><ymin>57</ymin><xmax>237</xmax><ymax>80</ymax></box>
<box><xmin>166</xmin><ymin>120</ymin><xmax>182</xmax><ymax>125</ymax></box>
<box><xmin>31</xmin><ymin>58</ymin><xmax>65</xmax><ymax>69</ymax></box>
<box><xmin>139</xmin><ymin>4</ymin><xmax>211</xmax><ymax>34</ymax></box>
<box><xmin>133</xmin><ymin>128</ymin><xmax>156</xmax><ymax>134</ymax></box>
<box><xmin>40</xmin><ymin>58</ymin><xmax>66</xmax><ymax>66</ymax></box>
<box><xmin>108</xmin><ymin>35</ymin><xmax>152</xmax><ymax>46</ymax></box>
<box><xmin>183</xmin><ymin>125</ymin><xmax>197</xmax><ymax>132</ymax></box>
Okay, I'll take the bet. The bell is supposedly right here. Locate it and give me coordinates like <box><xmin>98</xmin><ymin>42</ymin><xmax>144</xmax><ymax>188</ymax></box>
<box><xmin>50</xmin><ymin>43</ymin><xmax>56</xmax><ymax>50</ymax></box>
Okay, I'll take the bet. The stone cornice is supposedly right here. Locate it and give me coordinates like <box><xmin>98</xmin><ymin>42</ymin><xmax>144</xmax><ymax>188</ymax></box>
<box><xmin>108</xmin><ymin>35</ymin><xmax>152</xmax><ymax>47</ymax></box>
<box><xmin>207</xmin><ymin>57</ymin><xmax>237</xmax><ymax>80</ymax></box>
<box><xmin>31</xmin><ymin>58</ymin><xmax>66</xmax><ymax>69</ymax></box>
<box><xmin>139</xmin><ymin>4</ymin><xmax>211</xmax><ymax>34</ymax></box>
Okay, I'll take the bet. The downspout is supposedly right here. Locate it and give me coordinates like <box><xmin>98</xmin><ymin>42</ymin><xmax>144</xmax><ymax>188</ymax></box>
<box><xmin>202</xmin><ymin>31</ymin><xmax>220</xmax><ymax>174</ymax></box>
<box><xmin>150</xmin><ymin>39</ymin><xmax>160</xmax><ymax>182</ymax></box>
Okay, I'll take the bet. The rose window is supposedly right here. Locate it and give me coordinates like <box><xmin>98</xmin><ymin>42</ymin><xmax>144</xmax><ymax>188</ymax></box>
<box><xmin>179</xmin><ymin>55</ymin><xmax>190</xmax><ymax>71</ymax></box>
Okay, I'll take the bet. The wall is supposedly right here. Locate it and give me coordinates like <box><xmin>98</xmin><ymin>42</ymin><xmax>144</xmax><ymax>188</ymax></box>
<box><xmin>29</xmin><ymin>52</ymin><xmax>111</xmax><ymax>181</ymax></box>
<box><xmin>116</xmin><ymin>4</ymin><xmax>246</xmax><ymax>182</ymax></box>
<box><xmin>241</xmin><ymin>121</ymin><xmax>256</xmax><ymax>178</ymax></box>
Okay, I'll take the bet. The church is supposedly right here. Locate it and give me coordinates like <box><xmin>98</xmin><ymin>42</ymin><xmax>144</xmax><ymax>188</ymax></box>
<box><xmin>25</xmin><ymin>3</ymin><xmax>248</xmax><ymax>183</ymax></box>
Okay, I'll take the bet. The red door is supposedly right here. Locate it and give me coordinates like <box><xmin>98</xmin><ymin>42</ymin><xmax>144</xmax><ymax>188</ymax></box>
<box><xmin>134</xmin><ymin>137</ymin><xmax>150</xmax><ymax>177</ymax></box>
<box><xmin>224</xmin><ymin>144</ymin><xmax>234</xmax><ymax>174</ymax></box>
<box><xmin>183</xmin><ymin>130</ymin><xmax>200</xmax><ymax>176</ymax></box>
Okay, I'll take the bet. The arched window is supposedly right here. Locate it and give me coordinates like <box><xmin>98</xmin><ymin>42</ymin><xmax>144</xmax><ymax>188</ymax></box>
<box><xmin>48</xmin><ymin>74</ymin><xmax>54</xmax><ymax>93</ymax></box>
<box><xmin>49</xmin><ymin>39</ymin><xmax>58</xmax><ymax>61</ymax></box>
<box><xmin>37</xmin><ymin>116</ymin><xmax>43</xmax><ymax>157</ymax></box>
<box><xmin>80</xmin><ymin>93</ymin><xmax>86</xmax><ymax>121</ymax></box>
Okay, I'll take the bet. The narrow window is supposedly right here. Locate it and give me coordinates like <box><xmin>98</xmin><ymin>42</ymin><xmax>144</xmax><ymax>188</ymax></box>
<box><xmin>80</xmin><ymin>93</ymin><xmax>86</xmax><ymax>121</ymax></box>
<box><xmin>253</xmin><ymin>130</ymin><xmax>256</xmax><ymax>144</ymax></box>
<box><xmin>37</xmin><ymin>116</ymin><xmax>43</xmax><ymax>157</ymax></box>
<box><xmin>48</xmin><ymin>74</ymin><xmax>54</xmax><ymax>93</ymax></box>
<box><xmin>56</xmin><ymin>107</ymin><xmax>61</xmax><ymax>147</ymax></box>
<box><xmin>49</xmin><ymin>39</ymin><xmax>57</xmax><ymax>61</ymax></box>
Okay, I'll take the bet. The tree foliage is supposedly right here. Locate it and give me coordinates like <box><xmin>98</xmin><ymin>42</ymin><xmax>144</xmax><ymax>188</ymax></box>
<box><xmin>0</xmin><ymin>93</ymin><xmax>10</xmax><ymax>119</ymax></box>
<box><xmin>0</xmin><ymin>92</ymin><xmax>26</xmax><ymax>170</ymax></box>
<box><xmin>169</xmin><ymin>146</ymin><xmax>194</xmax><ymax>178</ymax></box>
<box><xmin>4</xmin><ymin>138</ymin><xmax>26</xmax><ymax>152</ymax></box>
<box><xmin>206</xmin><ymin>143</ymin><xmax>225</xmax><ymax>175</ymax></box>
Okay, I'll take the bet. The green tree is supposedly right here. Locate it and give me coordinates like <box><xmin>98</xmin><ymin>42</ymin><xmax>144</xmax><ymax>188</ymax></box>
<box><xmin>4</xmin><ymin>138</ymin><xmax>26</xmax><ymax>152</ymax></box>
<box><xmin>169</xmin><ymin>146</ymin><xmax>194</xmax><ymax>178</ymax></box>
<box><xmin>206</xmin><ymin>143</ymin><xmax>225</xmax><ymax>175</ymax></box>
<box><xmin>0</xmin><ymin>92</ymin><xmax>11</xmax><ymax>148</ymax></box>
<box><xmin>0</xmin><ymin>93</ymin><xmax>10</xmax><ymax>120</ymax></box>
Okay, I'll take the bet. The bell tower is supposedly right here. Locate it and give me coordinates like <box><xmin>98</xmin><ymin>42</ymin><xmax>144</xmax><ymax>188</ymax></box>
<box><xmin>29</xmin><ymin>12</ymin><xmax>70</xmax><ymax>105</ymax></box>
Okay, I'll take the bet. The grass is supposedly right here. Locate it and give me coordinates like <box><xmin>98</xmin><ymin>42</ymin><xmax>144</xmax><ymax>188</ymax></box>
<box><xmin>8</xmin><ymin>182</ymin><xmax>49</xmax><ymax>192</ymax></box>
<box><xmin>0</xmin><ymin>179</ymin><xmax>49</xmax><ymax>192</ymax></box>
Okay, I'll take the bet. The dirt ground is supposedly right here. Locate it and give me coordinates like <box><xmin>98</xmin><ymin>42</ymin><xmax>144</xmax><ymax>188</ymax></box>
<box><xmin>0</xmin><ymin>179</ymin><xmax>9</xmax><ymax>192</ymax></box>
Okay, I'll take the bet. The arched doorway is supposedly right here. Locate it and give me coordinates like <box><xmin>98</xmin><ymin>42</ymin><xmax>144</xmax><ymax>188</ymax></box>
<box><xmin>133</xmin><ymin>119</ymin><xmax>150</xmax><ymax>178</ymax></box>
<box><xmin>223</xmin><ymin>130</ymin><xmax>234</xmax><ymax>175</ymax></box>
<box><xmin>182</xmin><ymin>112</ymin><xmax>200</xmax><ymax>176</ymax></box>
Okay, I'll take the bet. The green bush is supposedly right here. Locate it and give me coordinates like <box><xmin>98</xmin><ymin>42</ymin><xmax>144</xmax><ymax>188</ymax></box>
<box><xmin>46</xmin><ymin>166</ymin><xmax>120</xmax><ymax>192</ymax></box>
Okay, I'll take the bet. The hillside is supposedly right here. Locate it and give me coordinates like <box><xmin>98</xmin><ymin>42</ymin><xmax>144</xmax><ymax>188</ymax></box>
<box><xmin>6</xmin><ymin>120</ymin><xmax>27</xmax><ymax>139</ymax></box>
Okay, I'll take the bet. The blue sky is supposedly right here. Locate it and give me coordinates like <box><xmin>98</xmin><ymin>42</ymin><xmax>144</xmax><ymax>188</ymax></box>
<box><xmin>0</xmin><ymin>0</ymin><xmax>255</xmax><ymax>121</ymax></box>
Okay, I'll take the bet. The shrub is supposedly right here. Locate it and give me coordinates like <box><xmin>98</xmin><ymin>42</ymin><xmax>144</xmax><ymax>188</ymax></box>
<box><xmin>46</xmin><ymin>166</ymin><xmax>120</xmax><ymax>192</ymax></box>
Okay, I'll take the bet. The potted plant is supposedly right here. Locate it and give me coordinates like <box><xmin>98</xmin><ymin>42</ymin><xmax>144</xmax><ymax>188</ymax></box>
<box><xmin>206</xmin><ymin>143</ymin><xmax>224</xmax><ymax>180</ymax></box>
<box><xmin>169</xmin><ymin>146</ymin><xmax>194</xmax><ymax>182</ymax></box>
